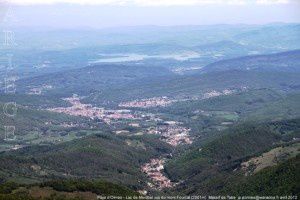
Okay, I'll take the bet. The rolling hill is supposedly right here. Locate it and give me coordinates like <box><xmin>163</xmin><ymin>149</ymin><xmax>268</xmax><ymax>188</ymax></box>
<box><xmin>16</xmin><ymin>64</ymin><xmax>173</xmax><ymax>97</ymax></box>
<box><xmin>0</xmin><ymin>133</ymin><xmax>172</xmax><ymax>189</ymax></box>
<box><xmin>223</xmin><ymin>155</ymin><xmax>300</xmax><ymax>196</ymax></box>
<box><xmin>165</xmin><ymin>118</ymin><xmax>300</xmax><ymax>195</ymax></box>
<box><xmin>201</xmin><ymin>50</ymin><xmax>300</xmax><ymax>73</ymax></box>
<box><xmin>84</xmin><ymin>70</ymin><xmax>300</xmax><ymax>106</ymax></box>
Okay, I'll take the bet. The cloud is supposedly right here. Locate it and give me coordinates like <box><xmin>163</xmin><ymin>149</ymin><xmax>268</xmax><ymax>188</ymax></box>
<box><xmin>256</xmin><ymin>0</ymin><xmax>290</xmax><ymax>4</ymax></box>
<box><xmin>7</xmin><ymin>0</ymin><xmax>296</xmax><ymax>6</ymax></box>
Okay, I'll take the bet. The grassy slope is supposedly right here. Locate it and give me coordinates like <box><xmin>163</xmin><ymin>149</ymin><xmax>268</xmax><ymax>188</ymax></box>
<box><xmin>223</xmin><ymin>156</ymin><xmax>300</xmax><ymax>196</ymax></box>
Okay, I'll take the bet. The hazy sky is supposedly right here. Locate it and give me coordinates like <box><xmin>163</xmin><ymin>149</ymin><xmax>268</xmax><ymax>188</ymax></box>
<box><xmin>6</xmin><ymin>0</ymin><xmax>300</xmax><ymax>6</ymax></box>
<box><xmin>1</xmin><ymin>0</ymin><xmax>300</xmax><ymax>28</ymax></box>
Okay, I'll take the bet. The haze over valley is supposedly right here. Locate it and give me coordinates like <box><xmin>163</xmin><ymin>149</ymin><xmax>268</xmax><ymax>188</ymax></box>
<box><xmin>0</xmin><ymin>1</ymin><xmax>300</xmax><ymax>199</ymax></box>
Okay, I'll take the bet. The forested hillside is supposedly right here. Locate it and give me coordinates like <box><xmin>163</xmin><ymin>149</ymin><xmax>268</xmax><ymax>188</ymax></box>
<box><xmin>202</xmin><ymin>50</ymin><xmax>300</xmax><ymax>73</ymax></box>
<box><xmin>165</xmin><ymin>118</ymin><xmax>300</xmax><ymax>195</ymax></box>
<box><xmin>0</xmin><ymin>133</ymin><xmax>172</xmax><ymax>189</ymax></box>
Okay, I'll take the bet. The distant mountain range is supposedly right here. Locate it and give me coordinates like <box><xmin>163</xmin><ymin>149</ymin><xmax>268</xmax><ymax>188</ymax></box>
<box><xmin>14</xmin><ymin>49</ymin><xmax>300</xmax><ymax>106</ymax></box>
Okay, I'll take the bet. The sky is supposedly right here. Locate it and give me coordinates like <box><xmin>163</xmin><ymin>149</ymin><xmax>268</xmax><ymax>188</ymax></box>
<box><xmin>0</xmin><ymin>0</ymin><xmax>299</xmax><ymax>28</ymax></box>
<box><xmin>5</xmin><ymin>0</ymin><xmax>300</xmax><ymax>6</ymax></box>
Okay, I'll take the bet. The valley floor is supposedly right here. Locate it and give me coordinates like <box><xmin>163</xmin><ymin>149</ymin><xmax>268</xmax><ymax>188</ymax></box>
<box><xmin>48</xmin><ymin>95</ymin><xmax>194</xmax><ymax>193</ymax></box>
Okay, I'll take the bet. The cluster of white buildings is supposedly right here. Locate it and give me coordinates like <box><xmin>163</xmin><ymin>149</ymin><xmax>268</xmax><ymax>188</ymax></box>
<box><xmin>202</xmin><ymin>87</ymin><xmax>249</xmax><ymax>100</ymax></box>
<box><xmin>28</xmin><ymin>84</ymin><xmax>53</xmax><ymax>95</ymax></box>
<box><xmin>147</xmin><ymin>123</ymin><xmax>192</xmax><ymax>146</ymax></box>
<box><xmin>119</xmin><ymin>97</ymin><xmax>174</xmax><ymax>108</ymax></box>
<box><xmin>202</xmin><ymin>89</ymin><xmax>235</xmax><ymax>99</ymax></box>
<box><xmin>48</xmin><ymin>96</ymin><xmax>136</xmax><ymax>124</ymax></box>
<box><xmin>141</xmin><ymin>158</ymin><xmax>174</xmax><ymax>189</ymax></box>
<box><xmin>46</xmin><ymin>96</ymin><xmax>196</xmax><ymax>192</ymax></box>
<box><xmin>141</xmin><ymin>122</ymin><xmax>192</xmax><ymax>189</ymax></box>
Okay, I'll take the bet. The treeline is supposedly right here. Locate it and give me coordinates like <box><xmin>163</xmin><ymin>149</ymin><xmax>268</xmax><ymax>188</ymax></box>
<box><xmin>41</xmin><ymin>179</ymin><xmax>138</xmax><ymax>196</ymax></box>
<box><xmin>0</xmin><ymin>179</ymin><xmax>138</xmax><ymax>200</ymax></box>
